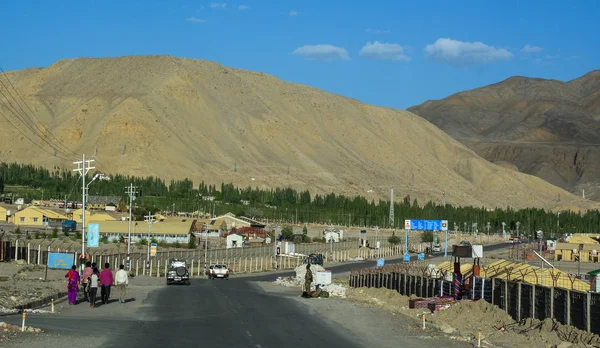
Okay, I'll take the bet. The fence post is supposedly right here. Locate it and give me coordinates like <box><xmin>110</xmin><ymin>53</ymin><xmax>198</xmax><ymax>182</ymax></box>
<box><xmin>587</xmin><ymin>292</ymin><xmax>591</xmax><ymax>332</ymax></box>
<box><xmin>531</xmin><ymin>284</ymin><xmax>536</xmax><ymax>319</ymax></box>
<box><xmin>37</xmin><ymin>244</ymin><xmax>41</xmax><ymax>265</ymax></box>
<box><xmin>566</xmin><ymin>290</ymin><xmax>571</xmax><ymax>326</ymax></box>
<box><xmin>517</xmin><ymin>282</ymin><xmax>522</xmax><ymax>321</ymax></box>
<box><xmin>150</xmin><ymin>259</ymin><xmax>153</xmax><ymax>277</ymax></box>
<box><xmin>550</xmin><ymin>287</ymin><xmax>555</xmax><ymax>319</ymax></box>
<box><xmin>504</xmin><ymin>280</ymin><xmax>508</xmax><ymax>312</ymax></box>
<box><xmin>27</xmin><ymin>243</ymin><xmax>30</xmax><ymax>264</ymax></box>
<box><xmin>191</xmin><ymin>260</ymin><xmax>194</xmax><ymax>277</ymax></box>
<box><xmin>491</xmin><ymin>278</ymin><xmax>495</xmax><ymax>305</ymax></box>
<box><xmin>472</xmin><ymin>277</ymin><xmax>477</xmax><ymax>300</ymax></box>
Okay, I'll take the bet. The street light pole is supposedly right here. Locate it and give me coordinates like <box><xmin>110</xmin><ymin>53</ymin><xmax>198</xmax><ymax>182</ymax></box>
<box><xmin>73</xmin><ymin>154</ymin><xmax>94</xmax><ymax>274</ymax></box>
<box><xmin>125</xmin><ymin>184</ymin><xmax>137</xmax><ymax>271</ymax></box>
<box><xmin>145</xmin><ymin>211</ymin><xmax>155</xmax><ymax>275</ymax></box>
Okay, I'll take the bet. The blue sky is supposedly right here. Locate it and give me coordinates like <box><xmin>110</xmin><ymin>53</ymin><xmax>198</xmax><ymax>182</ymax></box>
<box><xmin>1</xmin><ymin>0</ymin><xmax>598</xmax><ymax>109</ymax></box>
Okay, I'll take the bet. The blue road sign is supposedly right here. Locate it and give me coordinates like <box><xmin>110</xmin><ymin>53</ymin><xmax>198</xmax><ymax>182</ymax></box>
<box><xmin>87</xmin><ymin>224</ymin><xmax>99</xmax><ymax>247</ymax></box>
<box><xmin>360</xmin><ymin>230</ymin><xmax>367</xmax><ymax>234</ymax></box>
<box><xmin>418</xmin><ymin>253</ymin><xmax>425</xmax><ymax>261</ymax></box>
<box><xmin>377</xmin><ymin>258</ymin><xmax>385</xmax><ymax>267</ymax></box>
<box><xmin>47</xmin><ymin>252</ymin><xmax>75</xmax><ymax>269</ymax></box>
<box><xmin>406</xmin><ymin>220</ymin><xmax>448</xmax><ymax>231</ymax></box>
<box><xmin>403</xmin><ymin>253</ymin><xmax>410</xmax><ymax>262</ymax></box>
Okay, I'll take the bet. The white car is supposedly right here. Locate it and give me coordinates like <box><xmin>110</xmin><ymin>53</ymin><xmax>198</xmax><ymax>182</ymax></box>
<box><xmin>432</xmin><ymin>245</ymin><xmax>442</xmax><ymax>252</ymax></box>
<box><xmin>208</xmin><ymin>264</ymin><xmax>229</xmax><ymax>280</ymax></box>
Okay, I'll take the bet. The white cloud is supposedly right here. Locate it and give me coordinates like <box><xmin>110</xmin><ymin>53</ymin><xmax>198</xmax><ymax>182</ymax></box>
<box><xmin>292</xmin><ymin>44</ymin><xmax>350</xmax><ymax>61</ymax></box>
<box><xmin>365</xmin><ymin>28</ymin><xmax>391</xmax><ymax>34</ymax></box>
<box><xmin>359</xmin><ymin>41</ymin><xmax>411</xmax><ymax>62</ymax></box>
<box><xmin>424</xmin><ymin>38</ymin><xmax>513</xmax><ymax>66</ymax></box>
<box><xmin>521</xmin><ymin>44</ymin><xmax>543</xmax><ymax>54</ymax></box>
<box><xmin>289</xmin><ymin>10</ymin><xmax>298</xmax><ymax>16</ymax></box>
<box><xmin>238</xmin><ymin>5</ymin><xmax>250</xmax><ymax>10</ymax></box>
<box><xmin>210</xmin><ymin>3</ymin><xmax>227</xmax><ymax>9</ymax></box>
<box><xmin>187</xmin><ymin>17</ymin><xmax>208</xmax><ymax>23</ymax></box>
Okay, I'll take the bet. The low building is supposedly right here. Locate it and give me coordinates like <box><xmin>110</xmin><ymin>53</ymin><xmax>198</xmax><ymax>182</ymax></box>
<box><xmin>95</xmin><ymin>219</ymin><xmax>195</xmax><ymax>243</ymax></box>
<box><xmin>13</xmin><ymin>206</ymin><xmax>67</xmax><ymax>227</ymax></box>
<box><xmin>87</xmin><ymin>196</ymin><xmax>122</xmax><ymax>211</ymax></box>
<box><xmin>0</xmin><ymin>205</ymin><xmax>10</xmax><ymax>223</ymax></box>
<box><xmin>71</xmin><ymin>209</ymin><xmax>91</xmax><ymax>224</ymax></box>
<box><xmin>208</xmin><ymin>213</ymin><xmax>266</xmax><ymax>232</ymax></box>
<box><xmin>226</xmin><ymin>234</ymin><xmax>244</xmax><ymax>249</ymax></box>
<box><xmin>246</xmin><ymin>238</ymin><xmax>265</xmax><ymax>247</ymax></box>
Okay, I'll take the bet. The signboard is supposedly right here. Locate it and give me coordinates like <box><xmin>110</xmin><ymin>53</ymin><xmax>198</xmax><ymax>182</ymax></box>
<box><xmin>403</xmin><ymin>253</ymin><xmax>410</xmax><ymax>262</ymax></box>
<box><xmin>360</xmin><ymin>229</ymin><xmax>367</xmax><ymax>234</ymax></box>
<box><xmin>87</xmin><ymin>224</ymin><xmax>99</xmax><ymax>247</ymax></box>
<box><xmin>47</xmin><ymin>252</ymin><xmax>75</xmax><ymax>269</ymax></box>
<box><xmin>453</xmin><ymin>245</ymin><xmax>473</xmax><ymax>258</ymax></box>
<box><xmin>316</xmin><ymin>270</ymin><xmax>332</xmax><ymax>285</ymax></box>
<box><xmin>377</xmin><ymin>258</ymin><xmax>385</xmax><ymax>267</ymax></box>
<box><xmin>405</xmin><ymin>220</ymin><xmax>448</xmax><ymax>231</ymax></box>
<box><xmin>471</xmin><ymin>245</ymin><xmax>483</xmax><ymax>258</ymax></box>
<box><xmin>150</xmin><ymin>243</ymin><xmax>157</xmax><ymax>257</ymax></box>
<box><xmin>417</xmin><ymin>253</ymin><xmax>425</xmax><ymax>261</ymax></box>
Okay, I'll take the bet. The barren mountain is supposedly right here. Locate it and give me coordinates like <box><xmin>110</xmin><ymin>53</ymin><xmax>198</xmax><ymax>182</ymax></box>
<box><xmin>0</xmin><ymin>56</ymin><xmax>596</xmax><ymax>211</ymax></box>
<box><xmin>409</xmin><ymin>70</ymin><xmax>600</xmax><ymax>200</ymax></box>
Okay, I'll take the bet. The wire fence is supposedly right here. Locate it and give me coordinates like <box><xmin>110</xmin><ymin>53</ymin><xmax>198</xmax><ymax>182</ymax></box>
<box><xmin>348</xmin><ymin>265</ymin><xmax>599</xmax><ymax>334</ymax></box>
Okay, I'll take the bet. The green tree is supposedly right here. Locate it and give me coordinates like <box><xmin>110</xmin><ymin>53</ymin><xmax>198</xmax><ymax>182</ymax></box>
<box><xmin>15</xmin><ymin>227</ymin><xmax>21</xmax><ymax>236</ymax></box>
<box><xmin>188</xmin><ymin>234</ymin><xmax>197</xmax><ymax>249</ymax></box>
<box><xmin>0</xmin><ymin>176</ymin><xmax>4</xmax><ymax>194</ymax></box>
<box><xmin>302</xmin><ymin>225</ymin><xmax>308</xmax><ymax>236</ymax></box>
<box><xmin>388</xmin><ymin>232</ymin><xmax>401</xmax><ymax>245</ymax></box>
<box><xmin>422</xmin><ymin>231</ymin><xmax>434</xmax><ymax>250</ymax></box>
<box><xmin>34</xmin><ymin>230</ymin><xmax>40</xmax><ymax>239</ymax></box>
<box><xmin>100</xmin><ymin>235</ymin><xmax>109</xmax><ymax>244</ymax></box>
<box><xmin>51</xmin><ymin>228</ymin><xmax>58</xmax><ymax>239</ymax></box>
<box><xmin>281</xmin><ymin>226</ymin><xmax>294</xmax><ymax>241</ymax></box>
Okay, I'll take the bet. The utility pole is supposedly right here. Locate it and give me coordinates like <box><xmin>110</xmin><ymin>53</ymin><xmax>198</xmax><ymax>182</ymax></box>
<box><xmin>73</xmin><ymin>154</ymin><xmax>94</xmax><ymax>274</ymax></box>
<box><xmin>203</xmin><ymin>223</ymin><xmax>208</xmax><ymax>272</ymax></box>
<box><xmin>145</xmin><ymin>211</ymin><xmax>155</xmax><ymax>275</ymax></box>
<box><xmin>442</xmin><ymin>191</ymin><xmax>446</xmax><ymax>206</ymax></box>
<box><xmin>125</xmin><ymin>184</ymin><xmax>137</xmax><ymax>271</ymax></box>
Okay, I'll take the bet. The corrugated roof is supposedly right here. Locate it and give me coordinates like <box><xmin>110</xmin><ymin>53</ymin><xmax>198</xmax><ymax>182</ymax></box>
<box><xmin>96</xmin><ymin>220</ymin><xmax>194</xmax><ymax>235</ymax></box>
<box><xmin>436</xmin><ymin>259</ymin><xmax>589</xmax><ymax>291</ymax></box>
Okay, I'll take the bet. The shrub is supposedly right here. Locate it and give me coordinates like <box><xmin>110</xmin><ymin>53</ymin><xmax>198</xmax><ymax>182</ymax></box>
<box><xmin>34</xmin><ymin>230</ymin><xmax>40</xmax><ymax>239</ymax></box>
<box><xmin>15</xmin><ymin>227</ymin><xmax>21</xmax><ymax>236</ymax></box>
<box><xmin>51</xmin><ymin>228</ymin><xmax>58</xmax><ymax>239</ymax></box>
<box><xmin>41</xmin><ymin>231</ymin><xmax>47</xmax><ymax>239</ymax></box>
<box><xmin>100</xmin><ymin>235</ymin><xmax>108</xmax><ymax>244</ymax></box>
<box><xmin>75</xmin><ymin>231</ymin><xmax>82</xmax><ymax>239</ymax></box>
<box><xmin>388</xmin><ymin>233</ymin><xmax>401</xmax><ymax>245</ymax></box>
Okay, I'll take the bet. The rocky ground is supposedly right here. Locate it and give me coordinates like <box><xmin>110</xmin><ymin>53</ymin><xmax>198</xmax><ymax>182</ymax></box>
<box><xmin>0</xmin><ymin>261</ymin><xmax>68</xmax><ymax>311</ymax></box>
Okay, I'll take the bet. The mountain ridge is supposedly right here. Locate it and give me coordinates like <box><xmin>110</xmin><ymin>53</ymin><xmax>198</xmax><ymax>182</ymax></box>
<box><xmin>0</xmin><ymin>55</ymin><xmax>596</xmax><ymax>211</ymax></box>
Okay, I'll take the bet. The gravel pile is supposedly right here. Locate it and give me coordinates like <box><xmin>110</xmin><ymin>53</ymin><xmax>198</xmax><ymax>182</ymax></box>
<box><xmin>273</xmin><ymin>264</ymin><xmax>346</xmax><ymax>298</ymax></box>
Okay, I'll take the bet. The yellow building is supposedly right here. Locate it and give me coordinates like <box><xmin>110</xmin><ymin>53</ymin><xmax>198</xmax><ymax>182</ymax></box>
<box><xmin>0</xmin><ymin>205</ymin><xmax>9</xmax><ymax>223</ymax></box>
<box><xmin>71</xmin><ymin>209</ymin><xmax>91</xmax><ymax>224</ymax></box>
<box><xmin>13</xmin><ymin>206</ymin><xmax>67</xmax><ymax>226</ymax></box>
<box><xmin>95</xmin><ymin>220</ymin><xmax>194</xmax><ymax>243</ymax></box>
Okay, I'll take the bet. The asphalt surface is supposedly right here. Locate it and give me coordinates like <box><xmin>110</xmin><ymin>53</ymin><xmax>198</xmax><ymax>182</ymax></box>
<box><xmin>2</xmin><ymin>243</ymin><xmax>510</xmax><ymax>348</ymax></box>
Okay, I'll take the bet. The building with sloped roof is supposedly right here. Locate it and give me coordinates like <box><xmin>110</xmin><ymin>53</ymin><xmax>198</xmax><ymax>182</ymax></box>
<box><xmin>13</xmin><ymin>206</ymin><xmax>67</xmax><ymax>227</ymax></box>
<box><xmin>95</xmin><ymin>219</ymin><xmax>195</xmax><ymax>243</ymax></box>
<box><xmin>87</xmin><ymin>196</ymin><xmax>122</xmax><ymax>210</ymax></box>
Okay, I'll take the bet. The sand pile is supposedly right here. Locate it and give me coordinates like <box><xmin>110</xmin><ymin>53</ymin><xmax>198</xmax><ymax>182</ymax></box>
<box><xmin>346</xmin><ymin>287</ymin><xmax>410</xmax><ymax>310</ymax></box>
<box><xmin>432</xmin><ymin>299</ymin><xmax>513</xmax><ymax>336</ymax></box>
<box><xmin>518</xmin><ymin>318</ymin><xmax>600</xmax><ymax>347</ymax></box>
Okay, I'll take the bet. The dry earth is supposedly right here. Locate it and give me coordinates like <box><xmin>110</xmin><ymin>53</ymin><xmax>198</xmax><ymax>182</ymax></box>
<box><xmin>0</xmin><ymin>56</ymin><xmax>597</xmax><ymax>211</ymax></box>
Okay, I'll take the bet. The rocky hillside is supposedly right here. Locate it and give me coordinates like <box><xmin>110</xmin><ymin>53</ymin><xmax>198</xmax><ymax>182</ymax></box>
<box><xmin>409</xmin><ymin>70</ymin><xmax>600</xmax><ymax>199</ymax></box>
<box><xmin>0</xmin><ymin>56</ymin><xmax>596</xmax><ymax>210</ymax></box>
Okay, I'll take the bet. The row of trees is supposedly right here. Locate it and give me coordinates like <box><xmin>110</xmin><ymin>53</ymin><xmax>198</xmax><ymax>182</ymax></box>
<box><xmin>1</xmin><ymin>161</ymin><xmax>599</xmax><ymax>236</ymax></box>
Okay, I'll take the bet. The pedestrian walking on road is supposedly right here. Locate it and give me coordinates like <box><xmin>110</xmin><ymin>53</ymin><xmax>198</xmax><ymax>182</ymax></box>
<box><xmin>114</xmin><ymin>264</ymin><xmax>129</xmax><ymax>304</ymax></box>
<box><xmin>82</xmin><ymin>262</ymin><xmax>93</xmax><ymax>302</ymax></box>
<box><xmin>89</xmin><ymin>268</ymin><xmax>99</xmax><ymax>308</ymax></box>
<box><xmin>302</xmin><ymin>264</ymin><xmax>313</xmax><ymax>298</ymax></box>
<box><xmin>99</xmin><ymin>263</ymin><xmax>114</xmax><ymax>304</ymax></box>
<box><xmin>65</xmin><ymin>265</ymin><xmax>80</xmax><ymax>305</ymax></box>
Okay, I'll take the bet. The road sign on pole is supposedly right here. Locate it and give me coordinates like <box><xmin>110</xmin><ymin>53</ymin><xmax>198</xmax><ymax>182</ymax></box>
<box><xmin>150</xmin><ymin>243</ymin><xmax>157</xmax><ymax>257</ymax></box>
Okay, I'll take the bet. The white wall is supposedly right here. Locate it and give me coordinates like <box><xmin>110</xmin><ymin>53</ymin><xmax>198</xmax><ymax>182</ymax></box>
<box><xmin>101</xmin><ymin>233</ymin><xmax>190</xmax><ymax>244</ymax></box>
<box><xmin>226</xmin><ymin>235</ymin><xmax>244</xmax><ymax>249</ymax></box>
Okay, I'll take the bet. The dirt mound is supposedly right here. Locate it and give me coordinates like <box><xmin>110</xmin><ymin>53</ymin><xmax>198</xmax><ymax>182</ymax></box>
<box><xmin>1</xmin><ymin>55</ymin><xmax>597</xmax><ymax>210</ymax></box>
<box><xmin>519</xmin><ymin>318</ymin><xmax>600</xmax><ymax>347</ymax></box>
<box><xmin>346</xmin><ymin>287</ymin><xmax>410</xmax><ymax>309</ymax></box>
<box><xmin>432</xmin><ymin>299</ymin><xmax>513</xmax><ymax>336</ymax></box>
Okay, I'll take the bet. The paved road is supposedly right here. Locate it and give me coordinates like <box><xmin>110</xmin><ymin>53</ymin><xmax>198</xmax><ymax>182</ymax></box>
<box><xmin>3</xmin><ymin>243</ymin><xmax>510</xmax><ymax>348</ymax></box>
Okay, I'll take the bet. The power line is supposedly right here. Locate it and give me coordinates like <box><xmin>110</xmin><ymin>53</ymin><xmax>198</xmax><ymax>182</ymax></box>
<box><xmin>0</xmin><ymin>67</ymin><xmax>77</xmax><ymax>158</ymax></box>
